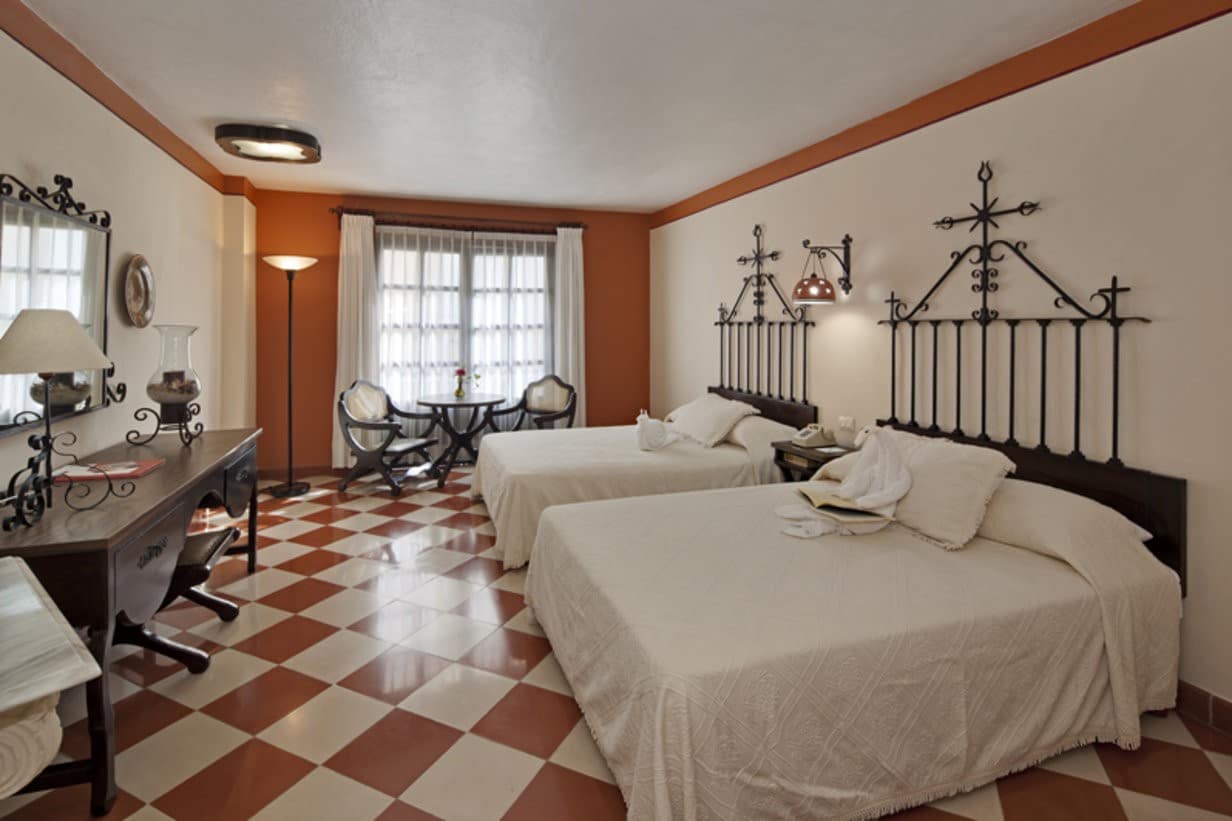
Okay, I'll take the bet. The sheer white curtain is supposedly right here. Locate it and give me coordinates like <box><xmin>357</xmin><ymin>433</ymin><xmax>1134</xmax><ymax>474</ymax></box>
<box><xmin>553</xmin><ymin>226</ymin><xmax>586</xmax><ymax>426</ymax></box>
<box><xmin>0</xmin><ymin>201</ymin><xmax>102</xmax><ymax>423</ymax></box>
<box><xmin>377</xmin><ymin>226</ymin><xmax>467</xmax><ymax>407</ymax></box>
<box><xmin>375</xmin><ymin>226</ymin><xmax>556</xmax><ymax>417</ymax></box>
<box><xmin>470</xmin><ymin>232</ymin><xmax>554</xmax><ymax>408</ymax></box>
<box><xmin>331</xmin><ymin>213</ymin><xmax>379</xmax><ymax>467</ymax></box>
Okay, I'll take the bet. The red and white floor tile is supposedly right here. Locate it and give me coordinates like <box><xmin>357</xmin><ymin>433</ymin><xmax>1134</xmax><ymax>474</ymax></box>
<box><xmin>3</xmin><ymin>468</ymin><xmax>1231</xmax><ymax>820</ymax></box>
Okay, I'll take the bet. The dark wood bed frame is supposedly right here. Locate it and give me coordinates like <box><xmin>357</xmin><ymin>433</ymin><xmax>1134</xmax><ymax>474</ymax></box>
<box><xmin>709</xmin><ymin>385</ymin><xmax>816</xmax><ymax>430</ymax></box>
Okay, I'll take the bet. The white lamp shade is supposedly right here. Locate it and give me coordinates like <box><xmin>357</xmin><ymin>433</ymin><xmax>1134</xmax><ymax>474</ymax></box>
<box><xmin>263</xmin><ymin>255</ymin><xmax>318</xmax><ymax>272</ymax></box>
<box><xmin>0</xmin><ymin>309</ymin><xmax>111</xmax><ymax>375</ymax></box>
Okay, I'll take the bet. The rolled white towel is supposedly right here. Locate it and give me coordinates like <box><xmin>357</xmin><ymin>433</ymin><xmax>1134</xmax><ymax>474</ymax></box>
<box><xmin>635</xmin><ymin>410</ymin><xmax>682</xmax><ymax>451</ymax></box>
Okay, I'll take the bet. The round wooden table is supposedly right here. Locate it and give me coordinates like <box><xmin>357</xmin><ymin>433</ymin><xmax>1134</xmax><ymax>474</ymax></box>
<box><xmin>417</xmin><ymin>393</ymin><xmax>507</xmax><ymax>487</ymax></box>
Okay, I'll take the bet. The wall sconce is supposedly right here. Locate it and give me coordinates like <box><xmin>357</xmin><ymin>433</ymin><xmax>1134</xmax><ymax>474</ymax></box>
<box><xmin>793</xmin><ymin>234</ymin><xmax>853</xmax><ymax>305</ymax></box>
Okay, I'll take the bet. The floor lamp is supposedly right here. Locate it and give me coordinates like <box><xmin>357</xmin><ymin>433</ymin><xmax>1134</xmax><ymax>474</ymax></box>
<box><xmin>263</xmin><ymin>255</ymin><xmax>318</xmax><ymax>499</ymax></box>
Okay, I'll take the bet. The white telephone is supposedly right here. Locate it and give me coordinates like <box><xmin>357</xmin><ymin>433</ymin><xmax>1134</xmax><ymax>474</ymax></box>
<box><xmin>793</xmin><ymin>423</ymin><xmax>835</xmax><ymax>447</ymax></box>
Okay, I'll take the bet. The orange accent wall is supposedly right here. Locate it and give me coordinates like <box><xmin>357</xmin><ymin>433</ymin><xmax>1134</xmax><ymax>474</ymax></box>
<box><xmin>253</xmin><ymin>189</ymin><xmax>650</xmax><ymax>471</ymax></box>
<box><xmin>650</xmin><ymin>0</ymin><xmax>1232</xmax><ymax>227</ymax></box>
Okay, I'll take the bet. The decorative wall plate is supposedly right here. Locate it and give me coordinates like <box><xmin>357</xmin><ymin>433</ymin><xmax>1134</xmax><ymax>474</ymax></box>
<box><xmin>124</xmin><ymin>255</ymin><xmax>155</xmax><ymax>328</ymax></box>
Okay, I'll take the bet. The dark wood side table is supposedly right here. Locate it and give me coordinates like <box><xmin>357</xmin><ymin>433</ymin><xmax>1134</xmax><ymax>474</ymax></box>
<box><xmin>771</xmin><ymin>440</ymin><xmax>853</xmax><ymax>482</ymax></box>
<box><xmin>417</xmin><ymin>393</ymin><xmax>506</xmax><ymax>488</ymax></box>
<box><xmin>0</xmin><ymin>428</ymin><xmax>260</xmax><ymax>816</ymax></box>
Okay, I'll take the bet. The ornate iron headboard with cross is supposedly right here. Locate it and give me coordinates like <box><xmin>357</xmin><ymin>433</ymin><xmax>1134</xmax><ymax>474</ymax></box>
<box><xmin>878</xmin><ymin>162</ymin><xmax>1187</xmax><ymax>590</ymax></box>
<box><xmin>711</xmin><ymin>226</ymin><xmax>817</xmax><ymax>429</ymax></box>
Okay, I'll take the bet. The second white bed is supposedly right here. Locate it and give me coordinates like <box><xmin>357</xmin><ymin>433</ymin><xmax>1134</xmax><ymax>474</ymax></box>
<box><xmin>473</xmin><ymin>424</ymin><xmax>785</xmax><ymax>568</ymax></box>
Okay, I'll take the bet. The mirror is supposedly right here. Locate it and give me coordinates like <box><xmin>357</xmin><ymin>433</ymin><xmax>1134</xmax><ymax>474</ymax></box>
<box><xmin>0</xmin><ymin>175</ymin><xmax>112</xmax><ymax>438</ymax></box>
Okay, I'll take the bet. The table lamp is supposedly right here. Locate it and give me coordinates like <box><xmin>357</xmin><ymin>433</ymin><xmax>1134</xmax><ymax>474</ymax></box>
<box><xmin>262</xmin><ymin>255</ymin><xmax>318</xmax><ymax>498</ymax></box>
<box><xmin>0</xmin><ymin>309</ymin><xmax>112</xmax><ymax>528</ymax></box>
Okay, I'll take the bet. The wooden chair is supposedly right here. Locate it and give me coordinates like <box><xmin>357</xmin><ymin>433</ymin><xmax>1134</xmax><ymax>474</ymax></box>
<box><xmin>337</xmin><ymin>380</ymin><xmax>439</xmax><ymax>496</ymax></box>
<box><xmin>112</xmin><ymin>527</ymin><xmax>240</xmax><ymax>674</ymax></box>
<box><xmin>486</xmin><ymin>374</ymin><xmax>578</xmax><ymax>431</ymax></box>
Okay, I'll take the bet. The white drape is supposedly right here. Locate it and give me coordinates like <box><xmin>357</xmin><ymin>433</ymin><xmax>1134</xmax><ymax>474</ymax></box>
<box><xmin>553</xmin><ymin>226</ymin><xmax>586</xmax><ymax>426</ymax></box>
<box><xmin>331</xmin><ymin>214</ymin><xmax>379</xmax><ymax>468</ymax></box>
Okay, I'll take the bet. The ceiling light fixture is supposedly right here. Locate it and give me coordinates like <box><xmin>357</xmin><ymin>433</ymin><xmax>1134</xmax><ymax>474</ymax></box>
<box><xmin>214</xmin><ymin>124</ymin><xmax>321</xmax><ymax>164</ymax></box>
<box><xmin>793</xmin><ymin>234</ymin><xmax>853</xmax><ymax>305</ymax></box>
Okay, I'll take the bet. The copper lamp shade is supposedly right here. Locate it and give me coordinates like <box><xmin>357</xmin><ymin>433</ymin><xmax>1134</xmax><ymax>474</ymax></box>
<box><xmin>792</xmin><ymin>274</ymin><xmax>836</xmax><ymax>305</ymax></box>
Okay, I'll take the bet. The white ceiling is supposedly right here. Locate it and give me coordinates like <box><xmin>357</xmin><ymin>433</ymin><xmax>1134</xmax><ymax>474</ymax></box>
<box><xmin>25</xmin><ymin>0</ymin><xmax>1133</xmax><ymax>211</ymax></box>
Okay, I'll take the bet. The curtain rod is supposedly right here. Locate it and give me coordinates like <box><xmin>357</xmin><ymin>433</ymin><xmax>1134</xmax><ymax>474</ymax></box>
<box><xmin>330</xmin><ymin>206</ymin><xmax>586</xmax><ymax>234</ymax></box>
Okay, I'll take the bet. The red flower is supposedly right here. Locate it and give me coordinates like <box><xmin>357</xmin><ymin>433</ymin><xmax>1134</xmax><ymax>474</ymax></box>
<box><xmin>455</xmin><ymin>367</ymin><xmax>466</xmax><ymax>376</ymax></box>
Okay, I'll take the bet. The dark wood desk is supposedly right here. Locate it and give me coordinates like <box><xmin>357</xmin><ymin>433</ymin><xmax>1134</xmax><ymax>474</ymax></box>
<box><xmin>0</xmin><ymin>428</ymin><xmax>260</xmax><ymax>816</ymax></box>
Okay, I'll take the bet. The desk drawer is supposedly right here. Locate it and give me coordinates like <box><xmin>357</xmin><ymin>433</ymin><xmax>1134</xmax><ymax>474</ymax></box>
<box><xmin>114</xmin><ymin>504</ymin><xmax>188</xmax><ymax>625</ymax></box>
<box><xmin>223</xmin><ymin>447</ymin><xmax>257</xmax><ymax>516</ymax></box>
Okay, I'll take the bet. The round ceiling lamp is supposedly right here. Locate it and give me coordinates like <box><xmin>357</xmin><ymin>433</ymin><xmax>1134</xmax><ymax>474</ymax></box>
<box><xmin>214</xmin><ymin>124</ymin><xmax>321</xmax><ymax>164</ymax></box>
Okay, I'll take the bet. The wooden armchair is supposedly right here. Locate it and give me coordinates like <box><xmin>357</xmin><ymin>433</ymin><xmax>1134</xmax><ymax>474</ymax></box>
<box><xmin>337</xmin><ymin>380</ymin><xmax>439</xmax><ymax>496</ymax></box>
<box><xmin>486</xmin><ymin>374</ymin><xmax>578</xmax><ymax>431</ymax></box>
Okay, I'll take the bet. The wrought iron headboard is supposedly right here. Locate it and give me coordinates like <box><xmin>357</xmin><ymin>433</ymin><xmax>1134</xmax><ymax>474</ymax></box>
<box><xmin>712</xmin><ymin>226</ymin><xmax>816</xmax><ymax>425</ymax></box>
<box><xmin>878</xmin><ymin>163</ymin><xmax>1186</xmax><ymax>590</ymax></box>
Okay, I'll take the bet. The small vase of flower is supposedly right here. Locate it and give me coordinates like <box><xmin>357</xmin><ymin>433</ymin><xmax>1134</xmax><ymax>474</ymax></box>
<box><xmin>454</xmin><ymin>367</ymin><xmax>480</xmax><ymax>398</ymax></box>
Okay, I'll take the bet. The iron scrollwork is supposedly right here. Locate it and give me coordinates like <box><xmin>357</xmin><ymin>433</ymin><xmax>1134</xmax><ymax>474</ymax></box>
<box><xmin>881</xmin><ymin>162</ymin><xmax>1147</xmax><ymax>465</ymax></box>
<box><xmin>715</xmin><ymin>226</ymin><xmax>815</xmax><ymax>403</ymax></box>
<box><xmin>127</xmin><ymin>402</ymin><xmax>204</xmax><ymax>448</ymax></box>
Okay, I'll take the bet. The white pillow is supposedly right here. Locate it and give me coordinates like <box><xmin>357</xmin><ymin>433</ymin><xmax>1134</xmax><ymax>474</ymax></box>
<box><xmin>666</xmin><ymin>394</ymin><xmax>759</xmax><ymax>447</ymax></box>
<box><xmin>725</xmin><ymin>415</ymin><xmax>796</xmax><ymax>452</ymax></box>
<box><xmin>980</xmin><ymin>478</ymin><xmax>1153</xmax><ymax>546</ymax></box>
<box><xmin>817</xmin><ymin>427</ymin><xmax>1014</xmax><ymax>550</ymax></box>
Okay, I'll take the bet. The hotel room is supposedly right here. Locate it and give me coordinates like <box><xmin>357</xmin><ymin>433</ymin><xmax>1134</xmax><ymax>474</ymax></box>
<box><xmin>0</xmin><ymin>1</ymin><xmax>1229</xmax><ymax>819</ymax></box>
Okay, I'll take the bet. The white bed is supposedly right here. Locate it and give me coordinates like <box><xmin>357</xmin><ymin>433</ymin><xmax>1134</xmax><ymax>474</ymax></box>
<box><xmin>474</xmin><ymin>421</ymin><xmax>789</xmax><ymax>569</ymax></box>
<box><xmin>525</xmin><ymin>482</ymin><xmax>1181</xmax><ymax>820</ymax></box>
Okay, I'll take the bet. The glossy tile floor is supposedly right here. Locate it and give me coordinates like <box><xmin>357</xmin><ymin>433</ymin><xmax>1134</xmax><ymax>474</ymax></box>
<box><xmin>2</xmin><ymin>467</ymin><xmax>1231</xmax><ymax>820</ymax></box>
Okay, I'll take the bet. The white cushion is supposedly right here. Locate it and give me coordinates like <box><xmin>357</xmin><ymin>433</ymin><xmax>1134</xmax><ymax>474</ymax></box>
<box><xmin>527</xmin><ymin>379</ymin><xmax>571</xmax><ymax>413</ymax></box>
<box><xmin>666</xmin><ymin>393</ymin><xmax>759</xmax><ymax>448</ymax></box>
<box><xmin>980</xmin><ymin>478</ymin><xmax>1153</xmax><ymax>547</ymax></box>
<box><xmin>817</xmin><ymin>427</ymin><xmax>1014</xmax><ymax>550</ymax></box>
<box><xmin>345</xmin><ymin>382</ymin><xmax>388</xmax><ymax>422</ymax></box>
<box><xmin>725</xmin><ymin>415</ymin><xmax>796</xmax><ymax>452</ymax></box>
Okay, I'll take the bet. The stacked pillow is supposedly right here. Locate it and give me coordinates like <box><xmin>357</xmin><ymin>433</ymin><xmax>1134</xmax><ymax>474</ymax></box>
<box><xmin>666</xmin><ymin>393</ymin><xmax>760</xmax><ymax>447</ymax></box>
<box><xmin>817</xmin><ymin>427</ymin><xmax>1015</xmax><ymax>550</ymax></box>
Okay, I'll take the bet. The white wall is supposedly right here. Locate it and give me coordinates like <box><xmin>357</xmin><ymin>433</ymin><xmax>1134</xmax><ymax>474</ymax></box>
<box><xmin>0</xmin><ymin>32</ymin><xmax>251</xmax><ymax>461</ymax></box>
<box><xmin>220</xmin><ymin>195</ymin><xmax>257</xmax><ymax>428</ymax></box>
<box><xmin>651</xmin><ymin>16</ymin><xmax>1232</xmax><ymax>700</ymax></box>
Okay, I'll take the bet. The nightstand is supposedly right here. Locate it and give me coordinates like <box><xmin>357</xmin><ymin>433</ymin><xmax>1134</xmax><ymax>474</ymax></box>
<box><xmin>771</xmin><ymin>440</ymin><xmax>853</xmax><ymax>482</ymax></box>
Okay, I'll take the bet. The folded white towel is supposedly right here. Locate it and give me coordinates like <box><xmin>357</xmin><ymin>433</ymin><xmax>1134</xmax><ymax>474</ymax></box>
<box><xmin>636</xmin><ymin>410</ymin><xmax>682</xmax><ymax>451</ymax></box>
<box><xmin>776</xmin><ymin>427</ymin><xmax>911</xmax><ymax>539</ymax></box>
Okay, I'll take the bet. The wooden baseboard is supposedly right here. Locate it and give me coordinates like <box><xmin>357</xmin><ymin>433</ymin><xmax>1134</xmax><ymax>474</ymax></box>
<box><xmin>1178</xmin><ymin>679</ymin><xmax>1232</xmax><ymax>737</ymax></box>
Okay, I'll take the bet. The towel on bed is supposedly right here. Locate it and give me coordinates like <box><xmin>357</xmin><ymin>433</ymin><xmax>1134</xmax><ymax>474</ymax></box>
<box><xmin>778</xmin><ymin>426</ymin><xmax>911</xmax><ymax>538</ymax></box>
<box><xmin>635</xmin><ymin>410</ymin><xmax>682</xmax><ymax>451</ymax></box>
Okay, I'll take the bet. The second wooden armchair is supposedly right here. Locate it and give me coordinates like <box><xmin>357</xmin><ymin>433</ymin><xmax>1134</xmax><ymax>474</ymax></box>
<box><xmin>485</xmin><ymin>374</ymin><xmax>578</xmax><ymax>431</ymax></box>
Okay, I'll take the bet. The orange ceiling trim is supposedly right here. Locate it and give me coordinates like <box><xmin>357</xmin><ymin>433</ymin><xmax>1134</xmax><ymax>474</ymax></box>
<box><xmin>0</xmin><ymin>1</ymin><xmax>228</xmax><ymax>192</ymax></box>
<box><xmin>222</xmin><ymin>175</ymin><xmax>258</xmax><ymax>204</ymax></box>
<box><xmin>650</xmin><ymin>0</ymin><xmax>1232</xmax><ymax>228</ymax></box>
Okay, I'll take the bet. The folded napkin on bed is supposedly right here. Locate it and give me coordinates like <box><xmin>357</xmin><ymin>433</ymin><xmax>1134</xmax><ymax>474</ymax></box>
<box><xmin>635</xmin><ymin>410</ymin><xmax>682</xmax><ymax>451</ymax></box>
<box><xmin>778</xmin><ymin>426</ymin><xmax>911</xmax><ymax>538</ymax></box>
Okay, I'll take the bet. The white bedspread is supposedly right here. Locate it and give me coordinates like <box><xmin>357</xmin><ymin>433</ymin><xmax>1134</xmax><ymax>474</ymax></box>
<box><xmin>526</xmin><ymin>484</ymin><xmax>1180</xmax><ymax>821</ymax></box>
<box><xmin>475</xmin><ymin>425</ymin><xmax>779</xmax><ymax>569</ymax></box>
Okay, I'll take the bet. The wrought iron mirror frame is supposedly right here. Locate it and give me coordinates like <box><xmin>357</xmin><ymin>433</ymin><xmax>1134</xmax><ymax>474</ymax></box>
<box><xmin>0</xmin><ymin>173</ymin><xmax>126</xmax><ymax>441</ymax></box>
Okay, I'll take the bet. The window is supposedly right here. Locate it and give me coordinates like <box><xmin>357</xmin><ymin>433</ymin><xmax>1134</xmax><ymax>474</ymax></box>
<box><xmin>376</xmin><ymin>226</ymin><xmax>554</xmax><ymax>410</ymax></box>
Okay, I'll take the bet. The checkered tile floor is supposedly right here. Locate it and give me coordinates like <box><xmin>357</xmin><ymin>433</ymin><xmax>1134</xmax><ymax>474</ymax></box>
<box><xmin>3</xmin><ymin>468</ymin><xmax>1231</xmax><ymax>820</ymax></box>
